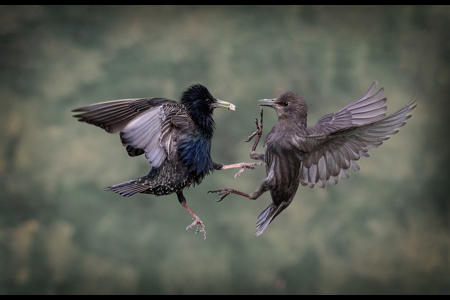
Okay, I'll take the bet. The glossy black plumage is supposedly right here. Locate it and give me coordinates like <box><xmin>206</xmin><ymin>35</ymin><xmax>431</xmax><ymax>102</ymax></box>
<box><xmin>72</xmin><ymin>84</ymin><xmax>242</xmax><ymax>239</ymax></box>
<box><xmin>209</xmin><ymin>81</ymin><xmax>416</xmax><ymax>236</ymax></box>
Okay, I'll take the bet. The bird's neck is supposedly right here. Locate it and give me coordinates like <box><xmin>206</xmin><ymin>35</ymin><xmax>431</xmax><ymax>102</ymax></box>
<box><xmin>190</xmin><ymin>111</ymin><xmax>215</xmax><ymax>139</ymax></box>
<box><xmin>277</xmin><ymin>116</ymin><xmax>307</xmax><ymax>133</ymax></box>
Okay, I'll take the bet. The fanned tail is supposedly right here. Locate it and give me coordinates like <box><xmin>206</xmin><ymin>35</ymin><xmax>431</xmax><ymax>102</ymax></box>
<box><xmin>104</xmin><ymin>179</ymin><xmax>150</xmax><ymax>197</ymax></box>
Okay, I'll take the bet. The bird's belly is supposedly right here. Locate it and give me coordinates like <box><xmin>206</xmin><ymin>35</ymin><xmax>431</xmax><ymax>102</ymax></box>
<box><xmin>270</xmin><ymin>178</ymin><xmax>301</xmax><ymax>203</ymax></box>
<box><xmin>140</xmin><ymin>160</ymin><xmax>203</xmax><ymax>196</ymax></box>
<box><xmin>267</xmin><ymin>154</ymin><xmax>302</xmax><ymax>203</ymax></box>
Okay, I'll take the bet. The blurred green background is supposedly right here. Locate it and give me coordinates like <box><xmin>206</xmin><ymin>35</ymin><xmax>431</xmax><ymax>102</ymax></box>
<box><xmin>1</xmin><ymin>5</ymin><xmax>449</xmax><ymax>295</ymax></box>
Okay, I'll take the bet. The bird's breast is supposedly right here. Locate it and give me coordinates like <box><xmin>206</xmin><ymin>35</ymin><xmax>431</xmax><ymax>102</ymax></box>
<box><xmin>265</xmin><ymin>143</ymin><xmax>302</xmax><ymax>178</ymax></box>
<box><xmin>177</xmin><ymin>134</ymin><xmax>213</xmax><ymax>177</ymax></box>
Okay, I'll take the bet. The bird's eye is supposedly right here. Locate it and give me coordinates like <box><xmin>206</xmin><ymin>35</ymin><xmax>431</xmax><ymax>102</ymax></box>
<box><xmin>282</xmin><ymin>102</ymin><xmax>289</xmax><ymax>107</ymax></box>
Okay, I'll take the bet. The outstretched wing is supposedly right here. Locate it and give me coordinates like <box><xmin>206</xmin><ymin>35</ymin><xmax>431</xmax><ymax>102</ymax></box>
<box><xmin>72</xmin><ymin>98</ymin><xmax>172</xmax><ymax>133</ymax></box>
<box><xmin>298</xmin><ymin>82</ymin><xmax>416</xmax><ymax>188</ymax></box>
<box><xmin>72</xmin><ymin>97</ymin><xmax>186</xmax><ymax>168</ymax></box>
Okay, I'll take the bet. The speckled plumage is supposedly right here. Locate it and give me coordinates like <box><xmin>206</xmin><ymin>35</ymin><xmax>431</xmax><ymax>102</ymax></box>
<box><xmin>106</xmin><ymin>158</ymin><xmax>204</xmax><ymax>197</ymax></box>
<box><xmin>72</xmin><ymin>84</ymin><xmax>235</xmax><ymax>239</ymax></box>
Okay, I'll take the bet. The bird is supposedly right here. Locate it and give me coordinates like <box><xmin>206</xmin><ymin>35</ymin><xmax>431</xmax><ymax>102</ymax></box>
<box><xmin>72</xmin><ymin>84</ymin><xmax>261</xmax><ymax>239</ymax></box>
<box><xmin>209</xmin><ymin>81</ymin><xmax>416</xmax><ymax>236</ymax></box>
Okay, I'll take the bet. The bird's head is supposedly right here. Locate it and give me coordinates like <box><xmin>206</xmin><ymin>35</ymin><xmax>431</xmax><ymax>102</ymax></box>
<box><xmin>259</xmin><ymin>91</ymin><xmax>308</xmax><ymax>125</ymax></box>
<box><xmin>180</xmin><ymin>84</ymin><xmax>235</xmax><ymax>136</ymax></box>
<box><xmin>181</xmin><ymin>84</ymin><xmax>235</xmax><ymax>133</ymax></box>
<box><xmin>181</xmin><ymin>84</ymin><xmax>235</xmax><ymax>115</ymax></box>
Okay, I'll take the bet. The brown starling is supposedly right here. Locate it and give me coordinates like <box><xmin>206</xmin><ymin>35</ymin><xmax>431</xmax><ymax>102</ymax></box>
<box><xmin>209</xmin><ymin>81</ymin><xmax>416</xmax><ymax>236</ymax></box>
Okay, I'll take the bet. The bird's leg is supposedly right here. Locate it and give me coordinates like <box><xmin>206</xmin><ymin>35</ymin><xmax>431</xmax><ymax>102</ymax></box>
<box><xmin>209</xmin><ymin>179</ymin><xmax>271</xmax><ymax>202</ymax></box>
<box><xmin>177</xmin><ymin>192</ymin><xmax>207</xmax><ymax>239</ymax></box>
<box><xmin>245</xmin><ymin>108</ymin><xmax>264</xmax><ymax>148</ymax></box>
<box><xmin>220</xmin><ymin>162</ymin><xmax>264</xmax><ymax>179</ymax></box>
<box><xmin>248</xmin><ymin>108</ymin><xmax>265</xmax><ymax>163</ymax></box>
<box><xmin>219</xmin><ymin>109</ymin><xmax>265</xmax><ymax>179</ymax></box>
<box><xmin>208</xmin><ymin>188</ymin><xmax>253</xmax><ymax>202</ymax></box>
<box><xmin>181</xmin><ymin>202</ymin><xmax>207</xmax><ymax>239</ymax></box>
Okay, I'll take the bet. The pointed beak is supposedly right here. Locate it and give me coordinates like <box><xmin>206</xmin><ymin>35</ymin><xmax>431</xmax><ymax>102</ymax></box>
<box><xmin>258</xmin><ymin>98</ymin><xmax>276</xmax><ymax>107</ymax></box>
<box><xmin>213</xmin><ymin>99</ymin><xmax>236</xmax><ymax>111</ymax></box>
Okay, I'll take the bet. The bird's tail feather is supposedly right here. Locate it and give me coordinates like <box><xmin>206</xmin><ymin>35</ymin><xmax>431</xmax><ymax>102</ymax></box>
<box><xmin>104</xmin><ymin>179</ymin><xmax>149</xmax><ymax>197</ymax></box>
<box><xmin>255</xmin><ymin>203</ymin><xmax>286</xmax><ymax>236</ymax></box>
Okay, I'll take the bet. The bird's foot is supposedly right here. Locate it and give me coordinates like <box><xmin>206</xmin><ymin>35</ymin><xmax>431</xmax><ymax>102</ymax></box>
<box><xmin>186</xmin><ymin>217</ymin><xmax>207</xmax><ymax>240</ymax></box>
<box><xmin>208</xmin><ymin>188</ymin><xmax>234</xmax><ymax>202</ymax></box>
<box><xmin>233</xmin><ymin>162</ymin><xmax>264</xmax><ymax>179</ymax></box>
<box><xmin>180</xmin><ymin>201</ymin><xmax>207</xmax><ymax>239</ymax></box>
<box><xmin>245</xmin><ymin>108</ymin><xmax>264</xmax><ymax>142</ymax></box>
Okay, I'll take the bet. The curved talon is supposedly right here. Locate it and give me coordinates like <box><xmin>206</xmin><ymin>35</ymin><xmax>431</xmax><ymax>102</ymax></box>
<box><xmin>245</xmin><ymin>110</ymin><xmax>264</xmax><ymax>143</ymax></box>
<box><xmin>234</xmin><ymin>165</ymin><xmax>254</xmax><ymax>179</ymax></box>
<box><xmin>209</xmin><ymin>189</ymin><xmax>232</xmax><ymax>202</ymax></box>
<box><xmin>185</xmin><ymin>217</ymin><xmax>207</xmax><ymax>239</ymax></box>
<box><xmin>245</xmin><ymin>130</ymin><xmax>259</xmax><ymax>143</ymax></box>
<box><xmin>234</xmin><ymin>167</ymin><xmax>246</xmax><ymax>180</ymax></box>
<box><xmin>245</xmin><ymin>113</ymin><xmax>263</xmax><ymax>142</ymax></box>
<box><xmin>232</xmin><ymin>162</ymin><xmax>264</xmax><ymax>179</ymax></box>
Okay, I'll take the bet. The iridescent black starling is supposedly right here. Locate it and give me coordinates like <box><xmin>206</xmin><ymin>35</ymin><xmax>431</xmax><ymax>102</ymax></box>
<box><xmin>209</xmin><ymin>81</ymin><xmax>416</xmax><ymax>236</ymax></box>
<box><xmin>72</xmin><ymin>84</ymin><xmax>260</xmax><ymax>239</ymax></box>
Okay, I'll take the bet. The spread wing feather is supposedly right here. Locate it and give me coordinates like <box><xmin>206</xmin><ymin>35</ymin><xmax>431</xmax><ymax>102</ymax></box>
<box><xmin>298</xmin><ymin>82</ymin><xmax>416</xmax><ymax>188</ymax></box>
<box><xmin>72</xmin><ymin>97</ymin><xmax>190</xmax><ymax>168</ymax></box>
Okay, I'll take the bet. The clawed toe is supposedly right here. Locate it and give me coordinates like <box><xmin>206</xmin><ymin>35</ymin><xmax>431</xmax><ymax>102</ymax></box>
<box><xmin>208</xmin><ymin>189</ymin><xmax>232</xmax><ymax>202</ymax></box>
<box><xmin>234</xmin><ymin>167</ymin><xmax>247</xmax><ymax>179</ymax></box>
<box><xmin>245</xmin><ymin>130</ymin><xmax>259</xmax><ymax>143</ymax></box>
<box><xmin>186</xmin><ymin>217</ymin><xmax>207</xmax><ymax>239</ymax></box>
<box><xmin>245</xmin><ymin>112</ymin><xmax>264</xmax><ymax>142</ymax></box>
<box><xmin>233</xmin><ymin>162</ymin><xmax>264</xmax><ymax>179</ymax></box>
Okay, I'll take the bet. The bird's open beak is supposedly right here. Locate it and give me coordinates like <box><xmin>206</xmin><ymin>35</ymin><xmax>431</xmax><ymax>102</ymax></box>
<box><xmin>258</xmin><ymin>98</ymin><xmax>276</xmax><ymax>107</ymax></box>
<box><xmin>213</xmin><ymin>99</ymin><xmax>236</xmax><ymax>111</ymax></box>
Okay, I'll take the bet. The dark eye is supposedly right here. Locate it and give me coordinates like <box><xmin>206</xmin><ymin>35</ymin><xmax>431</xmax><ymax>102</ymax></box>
<box><xmin>282</xmin><ymin>102</ymin><xmax>289</xmax><ymax>107</ymax></box>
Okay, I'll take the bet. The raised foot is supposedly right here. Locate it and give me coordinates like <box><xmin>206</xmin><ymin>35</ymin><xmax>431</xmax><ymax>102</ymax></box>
<box><xmin>245</xmin><ymin>108</ymin><xmax>264</xmax><ymax>143</ymax></box>
<box><xmin>208</xmin><ymin>188</ymin><xmax>234</xmax><ymax>202</ymax></box>
<box><xmin>186</xmin><ymin>217</ymin><xmax>207</xmax><ymax>240</ymax></box>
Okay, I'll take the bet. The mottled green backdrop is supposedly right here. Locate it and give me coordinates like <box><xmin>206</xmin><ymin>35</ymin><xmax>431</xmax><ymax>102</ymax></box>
<box><xmin>1</xmin><ymin>5</ymin><xmax>449</xmax><ymax>295</ymax></box>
